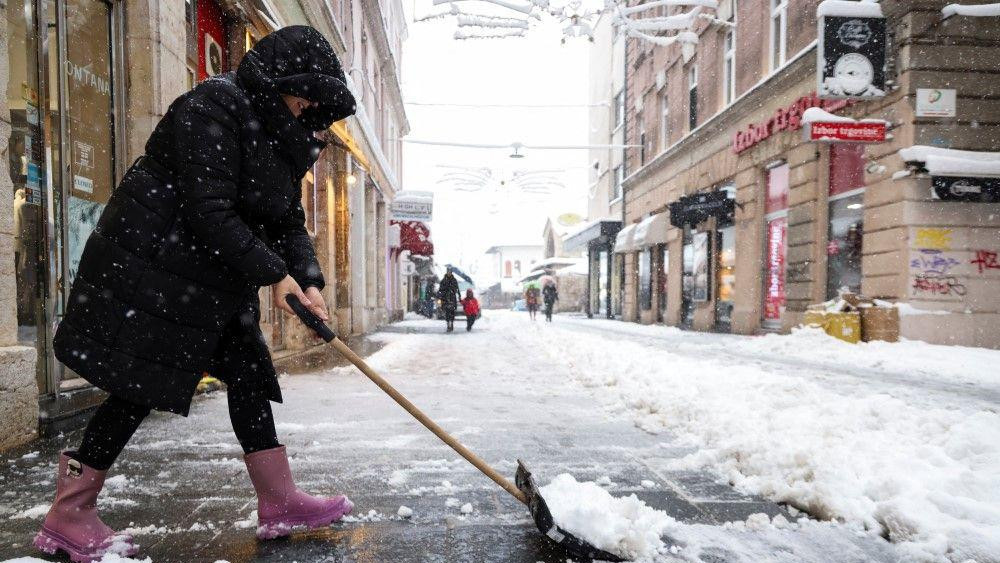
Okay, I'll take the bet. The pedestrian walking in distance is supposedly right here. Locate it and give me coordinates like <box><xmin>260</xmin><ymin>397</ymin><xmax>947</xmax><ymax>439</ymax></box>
<box><xmin>543</xmin><ymin>282</ymin><xmax>559</xmax><ymax>322</ymax></box>
<box><xmin>438</xmin><ymin>268</ymin><xmax>462</xmax><ymax>332</ymax></box>
<box><xmin>462</xmin><ymin>289</ymin><xmax>481</xmax><ymax>331</ymax></box>
<box><xmin>35</xmin><ymin>27</ymin><xmax>356</xmax><ymax>562</ymax></box>
<box><xmin>525</xmin><ymin>285</ymin><xmax>541</xmax><ymax>321</ymax></box>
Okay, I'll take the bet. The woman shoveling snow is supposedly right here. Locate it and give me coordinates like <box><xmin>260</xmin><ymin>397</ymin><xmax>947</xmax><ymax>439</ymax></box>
<box><xmin>33</xmin><ymin>26</ymin><xmax>356</xmax><ymax>562</ymax></box>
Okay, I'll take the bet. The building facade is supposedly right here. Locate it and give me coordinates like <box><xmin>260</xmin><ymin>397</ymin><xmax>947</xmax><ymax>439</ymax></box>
<box><xmin>617</xmin><ymin>0</ymin><xmax>1000</xmax><ymax>347</ymax></box>
<box><xmin>564</xmin><ymin>11</ymin><xmax>624</xmax><ymax>319</ymax></box>
<box><xmin>0</xmin><ymin>0</ymin><xmax>408</xmax><ymax>452</ymax></box>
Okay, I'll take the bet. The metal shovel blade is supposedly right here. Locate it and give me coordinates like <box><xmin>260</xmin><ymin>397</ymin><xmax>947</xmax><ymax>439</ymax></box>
<box><xmin>515</xmin><ymin>460</ymin><xmax>626</xmax><ymax>562</ymax></box>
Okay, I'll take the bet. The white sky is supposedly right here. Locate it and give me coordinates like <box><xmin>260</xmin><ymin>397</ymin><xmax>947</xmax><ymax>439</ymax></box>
<box><xmin>400</xmin><ymin>0</ymin><xmax>591</xmax><ymax>282</ymax></box>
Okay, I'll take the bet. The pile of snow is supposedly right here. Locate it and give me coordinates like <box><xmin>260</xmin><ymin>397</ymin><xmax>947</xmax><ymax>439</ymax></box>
<box><xmin>535</xmin><ymin>319</ymin><xmax>1000</xmax><ymax>562</ymax></box>
<box><xmin>899</xmin><ymin>145</ymin><xmax>1000</xmax><ymax>177</ymax></box>
<box><xmin>539</xmin><ymin>473</ymin><xmax>674</xmax><ymax>560</ymax></box>
<box><xmin>11</xmin><ymin>503</ymin><xmax>49</xmax><ymax>519</ymax></box>
<box><xmin>1</xmin><ymin>555</ymin><xmax>152</xmax><ymax>563</ymax></box>
<box><xmin>397</xmin><ymin>505</ymin><xmax>413</xmax><ymax>518</ymax></box>
<box><xmin>942</xmin><ymin>2</ymin><xmax>1000</xmax><ymax>17</ymax></box>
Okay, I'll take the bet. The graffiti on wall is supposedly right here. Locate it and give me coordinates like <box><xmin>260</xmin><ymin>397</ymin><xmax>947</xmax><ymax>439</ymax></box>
<box><xmin>909</xmin><ymin>228</ymin><xmax>997</xmax><ymax>299</ymax></box>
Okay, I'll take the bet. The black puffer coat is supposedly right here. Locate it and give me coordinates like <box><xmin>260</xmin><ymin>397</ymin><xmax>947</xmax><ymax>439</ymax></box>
<box><xmin>53</xmin><ymin>26</ymin><xmax>355</xmax><ymax>415</ymax></box>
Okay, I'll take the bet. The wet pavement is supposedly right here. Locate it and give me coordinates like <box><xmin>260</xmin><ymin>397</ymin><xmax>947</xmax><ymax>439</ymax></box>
<box><xmin>0</xmin><ymin>314</ymin><xmax>900</xmax><ymax>562</ymax></box>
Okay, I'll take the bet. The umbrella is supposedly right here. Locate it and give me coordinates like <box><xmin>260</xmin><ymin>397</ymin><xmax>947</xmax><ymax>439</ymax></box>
<box><xmin>539</xmin><ymin>275</ymin><xmax>556</xmax><ymax>287</ymax></box>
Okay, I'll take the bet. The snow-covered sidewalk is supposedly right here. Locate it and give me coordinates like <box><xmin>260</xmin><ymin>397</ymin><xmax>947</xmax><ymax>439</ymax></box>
<box><xmin>532</xmin><ymin>313</ymin><xmax>1000</xmax><ymax>562</ymax></box>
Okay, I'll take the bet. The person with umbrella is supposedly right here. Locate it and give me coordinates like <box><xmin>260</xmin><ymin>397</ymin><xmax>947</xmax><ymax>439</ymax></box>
<box><xmin>438</xmin><ymin>267</ymin><xmax>462</xmax><ymax>332</ymax></box>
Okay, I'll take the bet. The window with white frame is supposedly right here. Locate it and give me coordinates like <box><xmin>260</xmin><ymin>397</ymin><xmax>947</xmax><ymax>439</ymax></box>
<box><xmin>770</xmin><ymin>0</ymin><xmax>787</xmax><ymax>70</ymax></box>
<box><xmin>723</xmin><ymin>29</ymin><xmax>735</xmax><ymax>106</ymax></box>
<box><xmin>614</xmin><ymin>89</ymin><xmax>625</xmax><ymax>129</ymax></box>
<box><xmin>687</xmin><ymin>63</ymin><xmax>698</xmax><ymax>131</ymax></box>
<box><xmin>612</xmin><ymin>165</ymin><xmax>623</xmax><ymax>201</ymax></box>
<box><xmin>659</xmin><ymin>90</ymin><xmax>669</xmax><ymax>151</ymax></box>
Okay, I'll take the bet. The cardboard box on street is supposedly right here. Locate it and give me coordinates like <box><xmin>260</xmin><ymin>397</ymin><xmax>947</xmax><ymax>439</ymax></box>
<box><xmin>803</xmin><ymin>310</ymin><xmax>861</xmax><ymax>344</ymax></box>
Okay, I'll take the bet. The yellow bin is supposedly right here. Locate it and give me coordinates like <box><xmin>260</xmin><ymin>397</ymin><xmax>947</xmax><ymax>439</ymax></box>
<box><xmin>803</xmin><ymin>311</ymin><xmax>861</xmax><ymax>344</ymax></box>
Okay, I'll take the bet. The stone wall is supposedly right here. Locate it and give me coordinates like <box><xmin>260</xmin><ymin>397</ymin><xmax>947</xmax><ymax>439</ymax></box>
<box><xmin>0</xmin><ymin>11</ymin><xmax>38</xmax><ymax>452</ymax></box>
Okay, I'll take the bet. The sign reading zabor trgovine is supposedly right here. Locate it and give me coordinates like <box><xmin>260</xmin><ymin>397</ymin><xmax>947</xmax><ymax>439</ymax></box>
<box><xmin>817</xmin><ymin>0</ymin><xmax>887</xmax><ymax>100</ymax></box>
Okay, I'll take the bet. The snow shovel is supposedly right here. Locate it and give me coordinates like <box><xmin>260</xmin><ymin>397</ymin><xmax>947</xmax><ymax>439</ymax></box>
<box><xmin>285</xmin><ymin>295</ymin><xmax>625</xmax><ymax>562</ymax></box>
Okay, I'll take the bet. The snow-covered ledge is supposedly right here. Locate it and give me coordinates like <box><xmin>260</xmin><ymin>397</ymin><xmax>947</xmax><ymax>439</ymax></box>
<box><xmin>942</xmin><ymin>2</ymin><xmax>1000</xmax><ymax>18</ymax></box>
<box><xmin>898</xmin><ymin>145</ymin><xmax>1000</xmax><ymax>177</ymax></box>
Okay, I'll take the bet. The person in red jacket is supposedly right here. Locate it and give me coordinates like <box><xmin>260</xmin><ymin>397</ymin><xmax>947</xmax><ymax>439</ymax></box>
<box><xmin>461</xmin><ymin>289</ymin><xmax>481</xmax><ymax>332</ymax></box>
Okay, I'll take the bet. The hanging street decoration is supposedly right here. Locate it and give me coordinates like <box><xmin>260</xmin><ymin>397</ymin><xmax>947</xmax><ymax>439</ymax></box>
<box><xmin>415</xmin><ymin>0</ymin><xmax>725</xmax><ymax>45</ymax></box>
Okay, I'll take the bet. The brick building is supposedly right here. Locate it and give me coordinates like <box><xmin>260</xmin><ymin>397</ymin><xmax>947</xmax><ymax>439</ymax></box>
<box><xmin>615</xmin><ymin>0</ymin><xmax>1000</xmax><ymax>347</ymax></box>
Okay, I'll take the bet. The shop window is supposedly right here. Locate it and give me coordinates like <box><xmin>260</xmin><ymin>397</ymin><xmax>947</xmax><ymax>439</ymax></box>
<box><xmin>688</xmin><ymin>64</ymin><xmax>698</xmax><ymax>131</ymax></box>
<box><xmin>770</xmin><ymin>0</ymin><xmax>788</xmax><ymax>70</ymax></box>
<box><xmin>681</xmin><ymin>230</ymin><xmax>695</xmax><ymax>328</ymax></box>
<box><xmin>613</xmin><ymin>253</ymin><xmax>624</xmax><ymax>317</ymax></box>
<box><xmin>599</xmin><ymin>249</ymin><xmax>610</xmax><ymax>317</ymax></box>
<box><xmin>639</xmin><ymin>248</ymin><xmax>652</xmax><ymax>310</ymax></box>
<box><xmin>826</xmin><ymin>144</ymin><xmax>865</xmax><ymax>298</ymax></box>
<box><xmin>716</xmin><ymin>225</ymin><xmax>736</xmax><ymax>331</ymax></box>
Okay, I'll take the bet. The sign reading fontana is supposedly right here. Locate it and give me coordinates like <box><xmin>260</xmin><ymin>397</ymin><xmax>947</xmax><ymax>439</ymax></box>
<box><xmin>732</xmin><ymin>93</ymin><xmax>850</xmax><ymax>154</ymax></box>
<box><xmin>806</xmin><ymin>121</ymin><xmax>886</xmax><ymax>143</ymax></box>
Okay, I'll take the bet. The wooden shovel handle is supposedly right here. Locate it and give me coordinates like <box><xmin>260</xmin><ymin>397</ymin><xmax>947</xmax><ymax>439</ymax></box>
<box><xmin>328</xmin><ymin>337</ymin><xmax>529</xmax><ymax>505</ymax></box>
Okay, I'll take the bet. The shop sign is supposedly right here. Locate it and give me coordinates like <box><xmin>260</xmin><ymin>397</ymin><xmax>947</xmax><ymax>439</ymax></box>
<box><xmin>669</xmin><ymin>190</ymin><xmax>735</xmax><ymax>228</ymax></box>
<box><xmin>805</xmin><ymin>121</ymin><xmax>886</xmax><ymax>143</ymax></box>
<box><xmin>818</xmin><ymin>14</ymin><xmax>887</xmax><ymax>99</ymax></box>
<box><xmin>732</xmin><ymin>93</ymin><xmax>850</xmax><ymax>154</ymax></box>
<box><xmin>915</xmin><ymin>89</ymin><xmax>956</xmax><ymax>117</ymax></box>
<box><xmin>204</xmin><ymin>33</ymin><xmax>224</xmax><ymax>76</ymax></box>
<box><xmin>931</xmin><ymin>176</ymin><xmax>1000</xmax><ymax>202</ymax></box>
<box><xmin>764</xmin><ymin>217</ymin><xmax>787</xmax><ymax>321</ymax></box>
<box><xmin>25</xmin><ymin>162</ymin><xmax>42</xmax><ymax>205</ymax></box>
<box><xmin>390</xmin><ymin>194</ymin><xmax>434</xmax><ymax>222</ymax></box>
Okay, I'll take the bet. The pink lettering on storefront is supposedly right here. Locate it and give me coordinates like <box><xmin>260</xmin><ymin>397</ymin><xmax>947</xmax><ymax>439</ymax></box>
<box><xmin>764</xmin><ymin>217</ymin><xmax>787</xmax><ymax>321</ymax></box>
<box><xmin>732</xmin><ymin>93</ymin><xmax>851</xmax><ymax>154</ymax></box>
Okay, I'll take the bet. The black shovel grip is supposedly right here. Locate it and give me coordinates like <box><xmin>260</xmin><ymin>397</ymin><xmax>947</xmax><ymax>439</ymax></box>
<box><xmin>285</xmin><ymin>294</ymin><xmax>336</xmax><ymax>342</ymax></box>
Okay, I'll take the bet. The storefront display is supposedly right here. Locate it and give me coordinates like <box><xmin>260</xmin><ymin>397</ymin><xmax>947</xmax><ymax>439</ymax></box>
<box><xmin>827</xmin><ymin>144</ymin><xmax>865</xmax><ymax>298</ymax></box>
<box><xmin>716</xmin><ymin>225</ymin><xmax>735</xmax><ymax>331</ymax></box>
<box><xmin>681</xmin><ymin>230</ymin><xmax>694</xmax><ymax>328</ymax></box>
<box><xmin>638</xmin><ymin>248</ymin><xmax>652</xmax><ymax>310</ymax></box>
<box><xmin>658</xmin><ymin>245</ymin><xmax>668</xmax><ymax>319</ymax></box>
<box><xmin>763</xmin><ymin>163</ymin><xmax>789</xmax><ymax>327</ymax></box>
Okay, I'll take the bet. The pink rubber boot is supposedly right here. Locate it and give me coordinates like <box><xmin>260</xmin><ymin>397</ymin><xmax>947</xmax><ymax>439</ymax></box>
<box><xmin>244</xmin><ymin>445</ymin><xmax>353</xmax><ymax>539</ymax></box>
<box><xmin>33</xmin><ymin>453</ymin><xmax>139</xmax><ymax>563</ymax></box>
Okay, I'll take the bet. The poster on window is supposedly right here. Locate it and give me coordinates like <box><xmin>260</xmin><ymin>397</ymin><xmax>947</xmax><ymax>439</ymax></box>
<box><xmin>691</xmin><ymin>231</ymin><xmax>710</xmax><ymax>302</ymax></box>
<box><xmin>817</xmin><ymin>4</ymin><xmax>886</xmax><ymax>100</ymax></box>
<box><xmin>65</xmin><ymin>0</ymin><xmax>114</xmax><ymax>204</ymax></box>
<box><xmin>764</xmin><ymin>217</ymin><xmax>787</xmax><ymax>321</ymax></box>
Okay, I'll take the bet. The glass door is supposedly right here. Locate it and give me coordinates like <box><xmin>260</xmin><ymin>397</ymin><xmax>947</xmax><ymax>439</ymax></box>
<box><xmin>52</xmin><ymin>0</ymin><xmax>122</xmax><ymax>389</ymax></box>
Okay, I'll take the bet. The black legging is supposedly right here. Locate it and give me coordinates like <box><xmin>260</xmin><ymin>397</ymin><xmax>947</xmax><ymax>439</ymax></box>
<box><xmin>75</xmin><ymin>386</ymin><xmax>279</xmax><ymax>470</ymax></box>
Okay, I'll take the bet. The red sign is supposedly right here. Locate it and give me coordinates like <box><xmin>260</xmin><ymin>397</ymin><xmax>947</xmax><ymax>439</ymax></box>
<box><xmin>764</xmin><ymin>217</ymin><xmax>787</xmax><ymax>322</ymax></box>
<box><xmin>732</xmin><ymin>93</ymin><xmax>850</xmax><ymax>154</ymax></box>
<box><xmin>807</xmin><ymin>121</ymin><xmax>886</xmax><ymax>143</ymax></box>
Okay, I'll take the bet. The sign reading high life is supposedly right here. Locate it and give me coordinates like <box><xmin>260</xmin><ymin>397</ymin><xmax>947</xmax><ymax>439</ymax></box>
<box><xmin>806</xmin><ymin>121</ymin><xmax>886</xmax><ymax>143</ymax></box>
<box><xmin>390</xmin><ymin>191</ymin><xmax>434</xmax><ymax>221</ymax></box>
<box><xmin>817</xmin><ymin>1</ymin><xmax>887</xmax><ymax>100</ymax></box>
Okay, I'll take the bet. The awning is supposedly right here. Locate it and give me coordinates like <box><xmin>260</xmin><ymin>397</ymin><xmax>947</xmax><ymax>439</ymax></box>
<box><xmin>669</xmin><ymin>190</ymin><xmax>735</xmax><ymax>228</ymax></box>
<box><xmin>392</xmin><ymin>220</ymin><xmax>434</xmax><ymax>256</ymax></box>
<box><xmin>632</xmin><ymin>212</ymin><xmax>673</xmax><ymax>248</ymax></box>
<box><xmin>613</xmin><ymin>223</ymin><xmax>638</xmax><ymax>253</ymax></box>
<box><xmin>564</xmin><ymin>219</ymin><xmax>623</xmax><ymax>252</ymax></box>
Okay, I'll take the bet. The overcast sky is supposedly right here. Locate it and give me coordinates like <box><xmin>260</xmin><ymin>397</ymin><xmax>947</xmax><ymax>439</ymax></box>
<box><xmin>400</xmin><ymin>0</ymin><xmax>592</xmax><ymax>281</ymax></box>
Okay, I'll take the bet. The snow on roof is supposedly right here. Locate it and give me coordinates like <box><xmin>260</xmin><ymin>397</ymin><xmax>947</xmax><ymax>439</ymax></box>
<box><xmin>942</xmin><ymin>2</ymin><xmax>1000</xmax><ymax>17</ymax></box>
<box><xmin>801</xmin><ymin>107</ymin><xmax>889</xmax><ymax>125</ymax></box>
<box><xmin>899</xmin><ymin>145</ymin><xmax>1000</xmax><ymax>177</ymax></box>
<box><xmin>817</xmin><ymin>0</ymin><xmax>884</xmax><ymax>18</ymax></box>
